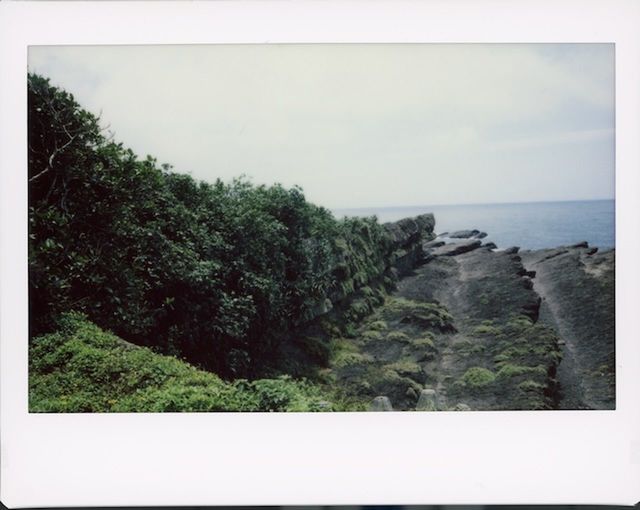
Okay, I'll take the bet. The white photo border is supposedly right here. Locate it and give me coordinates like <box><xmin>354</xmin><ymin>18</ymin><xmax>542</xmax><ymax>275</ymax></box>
<box><xmin>1</xmin><ymin>1</ymin><xmax>639</xmax><ymax>507</ymax></box>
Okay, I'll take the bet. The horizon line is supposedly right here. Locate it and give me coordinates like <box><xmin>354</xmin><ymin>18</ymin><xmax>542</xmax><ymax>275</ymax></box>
<box><xmin>331</xmin><ymin>197</ymin><xmax>615</xmax><ymax>211</ymax></box>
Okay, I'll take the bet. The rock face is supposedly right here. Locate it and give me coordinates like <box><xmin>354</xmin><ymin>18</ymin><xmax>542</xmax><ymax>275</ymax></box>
<box><xmin>305</xmin><ymin>214</ymin><xmax>436</xmax><ymax>323</ymax></box>
<box><xmin>395</xmin><ymin>239</ymin><xmax>559</xmax><ymax>410</ymax></box>
<box><xmin>415</xmin><ymin>388</ymin><xmax>438</xmax><ymax>411</ymax></box>
<box><xmin>385</xmin><ymin>214</ymin><xmax>436</xmax><ymax>276</ymax></box>
<box><xmin>328</xmin><ymin>235</ymin><xmax>561</xmax><ymax>410</ymax></box>
<box><xmin>520</xmin><ymin>244</ymin><xmax>615</xmax><ymax>409</ymax></box>
<box><xmin>319</xmin><ymin>218</ymin><xmax>614</xmax><ymax>412</ymax></box>
<box><xmin>369</xmin><ymin>396</ymin><xmax>393</xmax><ymax>411</ymax></box>
<box><xmin>384</xmin><ymin>214</ymin><xmax>435</xmax><ymax>247</ymax></box>
<box><xmin>426</xmin><ymin>239</ymin><xmax>482</xmax><ymax>257</ymax></box>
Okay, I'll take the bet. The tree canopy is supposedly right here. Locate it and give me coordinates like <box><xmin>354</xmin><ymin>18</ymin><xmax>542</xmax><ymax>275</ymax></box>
<box><xmin>28</xmin><ymin>73</ymin><xmax>392</xmax><ymax>379</ymax></box>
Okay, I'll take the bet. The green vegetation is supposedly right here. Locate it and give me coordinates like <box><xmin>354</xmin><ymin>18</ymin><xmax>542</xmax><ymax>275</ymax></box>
<box><xmin>332</xmin><ymin>351</ymin><xmax>374</xmax><ymax>369</ymax></box>
<box><xmin>496</xmin><ymin>364</ymin><xmax>547</xmax><ymax>379</ymax></box>
<box><xmin>362</xmin><ymin>330</ymin><xmax>383</xmax><ymax>341</ymax></box>
<box><xmin>382</xmin><ymin>297</ymin><xmax>456</xmax><ymax>332</ymax></box>
<box><xmin>518</xmin><ymin>380</ymin><xmax>546</xmax><ymax>392</ymax></box>
<box><xmin>329</xmin><ymin>337</ymin><xmax>374</xmax><ymax>369</ymax></box>
<box><xmin>386</xmin><ymin>331</ymin><xmax>410</xmax><ymax>342</ymax></box>
<box><xmin>445</xmin><ymin>312</ymin><xmax>562</xmax><ymax>409</ymax></box>
<box><xmin>460</xmin><ymin>367</ymin><xmax>496</xmax><ymax>388</ymax></box>
<box><xmin>411</xmin><ymin>336</ymin><xmax>436</xmax><ymax>350</ymax></box>
<box><xmin>368</xmin><ymin>320</ymin><xmax>388</xmax><ymax>331</ymax></box>
<box><xmin>505</xmin><ymin>315</ymin><xmax>534</xmax><ymax>333</ymax></box>
<box><xmin>30</xmin><ymin>314</ymin><xmax>350</xmax><ymax>412</ymax></box>
<box><xmin>471</xmin><ymin>322</ymin><xmax>503</xmax><ymax>336</ymax></box>
<box><xmin>28</xmin><ymin>74</ymin><xmax>397</xmax><ymax>381</ymax></box>
<box><xmin>27</xmin><ymin>74</ymin><xmax>565</xmax><ymax>413</ymax></box>
<box><xmin>385</xmin><ymin>361</ymin><xmax>423</xmax><ymax>378</ymax></box>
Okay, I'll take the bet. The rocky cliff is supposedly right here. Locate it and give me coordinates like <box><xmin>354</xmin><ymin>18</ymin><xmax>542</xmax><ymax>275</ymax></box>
<box><xmin>319</xmin><ymin>221</ymin><xmax>615</xmax><ymax>411</ymax></box>
<box><xmin>305</xmin><ymin>213</ymin><xmax>436</xmax><ymax>322</ymax></box>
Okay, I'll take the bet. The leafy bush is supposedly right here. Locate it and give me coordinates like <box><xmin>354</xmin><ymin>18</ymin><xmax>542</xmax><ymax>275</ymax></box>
<box><xmin>332</xmin><ymin>351</ymin><xmax>373</xmax><ymax>369</ymax></box>
<box><xmin>460</xmin><ymin>367</ymin><xmax>496</xmax><ymax>388</ymax></box>
<box><xmin>29</xmin><ymin>314</ymin><xmax>344</xmax><ymax>412</ymax></box>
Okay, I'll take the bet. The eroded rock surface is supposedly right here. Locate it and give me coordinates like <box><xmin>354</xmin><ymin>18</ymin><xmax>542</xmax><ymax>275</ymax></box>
<box><xmin>396</xmin><ymin>244</ymin><xmax>560</xmax><ymax>410</ymax></box>
<box><xmin>520</xmin><ymin>245</ymin><xmax>615</xmax><ymax>409</ymax></box>
<box><xmin>323</xmin><ymin>219</ymin><xmax>614</xmax><ymax>411</ymax></box>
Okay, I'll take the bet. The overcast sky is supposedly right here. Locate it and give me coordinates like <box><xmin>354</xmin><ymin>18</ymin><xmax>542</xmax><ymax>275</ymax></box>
<box><xmin>29</xmin><ymin>44</ymin><xmax>614</xmax><ymax>209</ymax></box>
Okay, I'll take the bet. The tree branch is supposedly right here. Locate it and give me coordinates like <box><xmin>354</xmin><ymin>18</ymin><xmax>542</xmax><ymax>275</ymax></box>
<box><xmin>29</xmin><ymin>132</ymin><xmax>77</xmax><ymax>183</ymax></box>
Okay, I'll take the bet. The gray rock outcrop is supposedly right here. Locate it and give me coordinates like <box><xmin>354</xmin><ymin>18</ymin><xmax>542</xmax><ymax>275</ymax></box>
<box><xmin>369</xmin><ymin>396</ymin><xmax>393</xmax><ymax>411</ymax></box>
<box><xmin>415</xmin><ymin>388</ymin><xmax>438</xmax><ymax>411</ymax></box>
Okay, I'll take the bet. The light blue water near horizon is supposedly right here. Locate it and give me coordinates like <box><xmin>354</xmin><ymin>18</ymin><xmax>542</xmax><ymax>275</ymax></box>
<box><xmin>333</xmin><ymin>199</ymin><xmax>615</xmax><ymax>250</ymax></box>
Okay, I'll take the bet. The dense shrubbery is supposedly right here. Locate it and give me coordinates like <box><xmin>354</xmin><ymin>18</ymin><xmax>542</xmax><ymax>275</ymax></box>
<box><xmin>29</xmin><ymin>313</ymin><xmax>345</xmax><ymax>412</ymax></box>
<box><xmin>28</xmin><ymin>74</ymin><xmax>393</xmax><ymax>379</ymax></box>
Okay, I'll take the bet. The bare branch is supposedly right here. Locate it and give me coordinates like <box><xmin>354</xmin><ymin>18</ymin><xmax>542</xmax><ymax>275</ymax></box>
<box><xmin>29</xmin><ymin>132</ymin><xmax>77</xmax><ymax>183</ymax></box>
<box><xmin>29</xmin><ymin>166</ymin><xmax>52</xmax><ymax>184</ymax></box>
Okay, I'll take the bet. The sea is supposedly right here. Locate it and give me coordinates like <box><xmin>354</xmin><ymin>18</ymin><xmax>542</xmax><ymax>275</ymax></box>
<box><xmin>333</xmin><ymin>199</ymin><xmax>615</xmax><ymax>250</ymax></box>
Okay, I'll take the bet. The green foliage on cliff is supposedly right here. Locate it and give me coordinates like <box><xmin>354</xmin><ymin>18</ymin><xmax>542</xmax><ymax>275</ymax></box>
<box><xmin>28</xmin><ymin>74</ymin><xmax>395</xmax><ymax>379</ymax></box>
<box><xmin>30</xmin><ymin>313</ymin><xmax>349</xmax><ymax>412</ymax></box>
<box><xmin>460</xmin><ymin>367</ymin><xmax>496</xmax><ymax>388</ymax></box>
<box><xmin>382</xmin><ymin>297</ymin><xmax>456</xmax><ymax>333</ymax></box>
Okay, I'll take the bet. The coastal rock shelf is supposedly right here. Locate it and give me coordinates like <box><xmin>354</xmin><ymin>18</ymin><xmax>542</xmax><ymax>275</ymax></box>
<box><xmin>327</xmin><ymin>220</ymin><xmax>615</xmax><ymax>411</ymax></box>
<box><xmin>520</xmin><ymin>245</ymin><xmax>615</xmax><ymax>410</ymax></box>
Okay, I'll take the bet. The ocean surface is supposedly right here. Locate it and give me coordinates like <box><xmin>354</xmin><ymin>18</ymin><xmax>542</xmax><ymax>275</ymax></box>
<box><xmin>333</xmin><ymin>199</ymin><xmax>615</xmax><ymax>250</ymax></box>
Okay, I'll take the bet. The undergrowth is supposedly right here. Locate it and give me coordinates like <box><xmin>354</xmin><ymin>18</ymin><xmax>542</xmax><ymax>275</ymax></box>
<box><xmin>29</xmin><ymin>313</ymin><xmax>359</xmax><ymax>412</ymax></box>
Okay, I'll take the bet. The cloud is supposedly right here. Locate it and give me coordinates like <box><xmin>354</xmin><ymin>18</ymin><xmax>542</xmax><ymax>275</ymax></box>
<box><xmin>28</xmin><ymin>44</ymin><xmax>614</xmax><ymax>208</ymax></box>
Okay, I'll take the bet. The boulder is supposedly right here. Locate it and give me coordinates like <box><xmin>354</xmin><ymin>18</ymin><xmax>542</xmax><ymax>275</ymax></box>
<box><xmin>430</xmin><ymin>239</ymin><xmax>482</xmax><ymax>257</ymax></box>
<box><xmin>483</xmin><ymin>242</ymin><xmax>497</xmax><ymax>249</ymax></box>
<box><xmin>504</xmin><ymin>246</ymin><xmax>520</xmax><ymax>254</ymax></box>
<box><xmin>369</xmin><ymin>396</ymin><xmax>393</xmax><ymax>411</ymax></box>
<box><xmin>415</xmin><ymin>388</ymin><xmax>438</xmax><ymax>411</ymax></box>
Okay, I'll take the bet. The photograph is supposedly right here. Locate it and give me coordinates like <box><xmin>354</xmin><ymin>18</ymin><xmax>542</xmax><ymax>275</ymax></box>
<box><xmin>27</xmin><ymin>43</ymin><xmax>615</xmax><ymax>413</ymax></box>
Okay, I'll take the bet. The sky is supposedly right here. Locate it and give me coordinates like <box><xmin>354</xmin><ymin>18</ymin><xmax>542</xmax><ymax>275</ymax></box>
<box><xmin>29</xmin><ymin>44</ymin><xmax>615</xmax><ymax>209</ymax></box>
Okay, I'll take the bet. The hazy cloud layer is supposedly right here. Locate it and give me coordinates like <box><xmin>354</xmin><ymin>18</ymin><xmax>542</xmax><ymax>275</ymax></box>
<box><xmin>29</xmin><ymin>44</ymin><xmax>614</xmax><ymax>208</ymax></box>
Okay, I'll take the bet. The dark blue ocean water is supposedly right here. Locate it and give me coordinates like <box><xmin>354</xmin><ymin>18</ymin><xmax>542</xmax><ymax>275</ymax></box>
<box><xmin>333</xmin><ymin>199</ymin><xmax>615</xmax><ymax>250</ymax></box>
